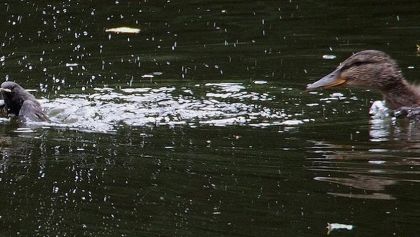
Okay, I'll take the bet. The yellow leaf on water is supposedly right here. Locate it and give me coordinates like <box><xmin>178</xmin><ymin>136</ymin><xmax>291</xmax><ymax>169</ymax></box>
<box><xmin>105</xmin><ymin>27</ymin><xmax>140</xmax><ymax>34</ymax></box>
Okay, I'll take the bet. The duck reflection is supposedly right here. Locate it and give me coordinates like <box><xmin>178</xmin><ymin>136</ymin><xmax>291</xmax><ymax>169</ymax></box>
<box><xmin>308</xmin><ymin>150</ymin><xmax>398</xmax><ymax>200</ymax></box>
<box><xmin>314</xmin><ymin>174</ymin><xmax>396</xmax><ymax>200</ymax></box>
<box><xmin>308</xmin><ymin>116</ymin><xmax>420</xmax><ymax>200</ymax></box>
<box><xmin>369</xmin><ymin>116</ymin><xmax>420</xmax><ymax>142</ymax></box>
<box><xmin>315</xmin><ymin>174</ymin><xmax>396</xmax><ymax>191</ymax></box>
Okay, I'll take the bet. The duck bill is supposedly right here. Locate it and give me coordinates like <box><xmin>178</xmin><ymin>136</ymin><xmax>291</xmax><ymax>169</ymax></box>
<box><xmin>306</xmin><ymin>69</ymin><xmax>347</xmax><ymax>90</ymax></box>
<box><xmin>0</xmin><ymin>88</ymin><xmax>11</xmax><ymax>93</ymax></box>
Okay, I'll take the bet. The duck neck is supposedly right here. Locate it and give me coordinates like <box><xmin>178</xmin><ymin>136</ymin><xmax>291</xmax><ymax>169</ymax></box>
<box><xmin>381</xmin><ymin>78</ymin><xmax>419</xmax><ymax>110</ymax></box>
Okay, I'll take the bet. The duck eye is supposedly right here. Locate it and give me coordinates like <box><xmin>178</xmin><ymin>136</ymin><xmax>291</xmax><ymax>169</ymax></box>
<box><xmin>341</xmin><ymin>61</ymin><xmax>369</xmax><ymax>71</ymax></box>
<box><xmin>352</xmin><ymin>61</ymin><xmax>365</xmax><ymax>67</ymax></box>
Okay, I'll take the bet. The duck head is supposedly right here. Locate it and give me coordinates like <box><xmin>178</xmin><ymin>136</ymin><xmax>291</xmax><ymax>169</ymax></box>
<box><xmin>307</xmin><ymin>50</ymin><xmax>404</xmax><ymax>92</ymax></box>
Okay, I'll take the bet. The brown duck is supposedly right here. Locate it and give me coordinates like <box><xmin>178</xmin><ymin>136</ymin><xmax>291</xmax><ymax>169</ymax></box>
<box><xmin>307</xmin><ymin>50</ymin><xmax>420</xmax><ymax>117</ymax></box>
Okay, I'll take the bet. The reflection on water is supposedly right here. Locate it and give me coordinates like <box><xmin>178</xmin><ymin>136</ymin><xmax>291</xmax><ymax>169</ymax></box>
<box><xmin>315</xmin><ymin>174</ymin><xmax>397</xmax><ymax>191</ymax></box>
<box><xmin>369</xmin><ymin>116</ymin><xmax>420</xmax><ymax>143</ymax></box>
<box><xmin>369</xmin><ymin>118</ymin><xmax>396</xmax><ymax>142</ymax></box>
<box><xmin>315</xmin><ymin>175</ymin><xmax>397</xmax><ymax>200</ymax></box>
<box><xmin>328</xmin><ymin>192</ymin><xmax>395</xmax><ymax>200</ymax></box>
<box><xmin>308</xmin><ymin>114</ymin><xmax>420</xmax><ymax>203</ymax></box>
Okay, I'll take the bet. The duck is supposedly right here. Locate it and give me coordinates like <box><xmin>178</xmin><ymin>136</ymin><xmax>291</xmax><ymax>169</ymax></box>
<box><xmin>0</xmin><ymin>81</ymin><xmax>49</xmax><ymax>122</ymax></box>
<box><xmin>307</xmin><ymin>50</ymin><xmax>420</xmax><ymax>118</ymax></box>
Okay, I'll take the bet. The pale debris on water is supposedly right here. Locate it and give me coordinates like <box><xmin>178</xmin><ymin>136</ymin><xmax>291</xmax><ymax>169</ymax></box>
<box><xmin>322</xmin><ymin>55</ymin><xmax>336</xmax><ymax>60</ymax></box>
<box><xmin>253</xmin><ymin>80</ymin><xmax>268</xmax><ymax>85</ymax></box>
<box><xmin>105</xmin><ymin>27</ymin><xmax>140</xmax><ymax>34</ymax></box>
<box><xmin>327</xmin><ymin>223</ymin><xmax>354</xmax><ymax>235</ymax></box>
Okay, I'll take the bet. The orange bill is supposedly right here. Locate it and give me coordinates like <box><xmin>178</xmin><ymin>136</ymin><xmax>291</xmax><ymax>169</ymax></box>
<box><xmin>306</xmin><ymin>69</ymin><xmax>347</xmax><ymax>90</ymax></box>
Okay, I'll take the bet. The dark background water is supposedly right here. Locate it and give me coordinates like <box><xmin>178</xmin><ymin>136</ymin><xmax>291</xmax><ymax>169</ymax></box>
<box><xmin>0</xmin><ymin>0</ymin><xmax>420</xmax><ymax>236</ymax></box>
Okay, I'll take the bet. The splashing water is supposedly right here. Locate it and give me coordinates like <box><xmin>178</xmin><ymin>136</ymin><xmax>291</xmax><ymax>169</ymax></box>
<box><xmin>38</xmin><ymin>82</ymin><xmax>292</xmax><ymax>132</ymax></box>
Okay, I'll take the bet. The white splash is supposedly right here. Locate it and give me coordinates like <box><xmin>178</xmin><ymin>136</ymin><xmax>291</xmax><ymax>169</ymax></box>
<box><xmin>39</xmin><ymin>83</ymin><xmax>292</xmax><ymax>132</ymax></box>
<box><xmin>369</xmin><ymin>100</ymin><xmax>390</xmax><ymax>119</ymax></box>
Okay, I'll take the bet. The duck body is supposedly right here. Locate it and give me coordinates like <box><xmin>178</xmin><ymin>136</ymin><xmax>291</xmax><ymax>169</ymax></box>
<box><xmin>0</xmin><ymin>81</ymin><xmax>49</xmax><ymax>122</ymax></box>
<box><xmin>307</xmin><ymin>50</ymin><xmax>420</xmax><ymax>111</ymax></box>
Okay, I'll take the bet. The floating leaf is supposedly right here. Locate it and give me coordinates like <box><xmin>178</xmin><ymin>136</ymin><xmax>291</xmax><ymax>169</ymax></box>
<box><xmin>327</xmin><ymin>223</ymin><xmax>354</xmax><ymax>235</ymax></box>
<box><xmin>322</xmin><ymin>54</ymin><xmax>336</xmax><ymax>60</ymax></box>
<box><xmin>105</xmin><ymin>27</ymin><xmax>140</xmax><ymax>34</ymax></box>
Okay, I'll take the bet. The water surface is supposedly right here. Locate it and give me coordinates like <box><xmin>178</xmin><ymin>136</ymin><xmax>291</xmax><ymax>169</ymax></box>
<box><xmin>1</xmin><ymin>0</ymin><xmax>420</xmax><ymax>236</ymax></box>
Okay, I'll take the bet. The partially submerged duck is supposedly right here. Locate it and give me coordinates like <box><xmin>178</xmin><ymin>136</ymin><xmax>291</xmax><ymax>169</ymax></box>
<box><xmin>0</xmin><ymin>81</ymin><xmax>49</xmax><ymax>122</ymax></box>
<box><xmin>307</xmin><ymin>50</ymin><xmax>420</xmax><ymax>118</ymax></box>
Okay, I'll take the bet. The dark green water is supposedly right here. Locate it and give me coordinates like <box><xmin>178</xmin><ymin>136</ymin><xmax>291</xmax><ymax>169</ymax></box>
<box><xmin>1</xmin><ymin>0</ymin><xmax>420</xmax><ymax>236</ymax></box>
